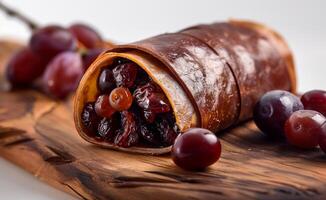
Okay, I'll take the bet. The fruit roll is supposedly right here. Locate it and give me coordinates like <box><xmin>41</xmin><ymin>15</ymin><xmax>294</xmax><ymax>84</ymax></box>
<box><xmin>74</xmin><ymin>20</ymin><xmax>296</xmax><ymax>155</ymax></box>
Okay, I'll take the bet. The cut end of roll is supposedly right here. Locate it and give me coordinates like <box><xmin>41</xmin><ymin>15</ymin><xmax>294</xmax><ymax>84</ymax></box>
<box><xmin>74</xmin><ymin>51</ymin><xmax>199</xmax><ymax>155</ymax></box>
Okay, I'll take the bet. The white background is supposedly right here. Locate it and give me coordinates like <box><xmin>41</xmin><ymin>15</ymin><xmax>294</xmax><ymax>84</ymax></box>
<box><xmin>0</xmin><ymin>0</ymin><xmax>325</xmax><ymax>199</ymax></box>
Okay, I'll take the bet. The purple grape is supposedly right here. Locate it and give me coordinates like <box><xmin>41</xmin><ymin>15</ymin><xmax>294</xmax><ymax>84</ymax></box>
<box><xmin>6</xmin><ymin>47</ymin><xmax>45</xmax><ymax>86</ymax></box>
<box><xmin>30</xmin><ymin>25</ymin><xmax>77</xmax><ymax>60</ymax></box>
<box><xmin>42</xmin><ymin>51</ymin><xmax>83</xmax><ymax>99</ymax></box>
<box><xmin>69</xmin><ymin>23</ymin><xmax>102</xmax><ymax>48</ymax></box>
<box><xmin>253</xmin><ymin>90</ymin><xmax>304</xmax><ymax>139</ymax></box>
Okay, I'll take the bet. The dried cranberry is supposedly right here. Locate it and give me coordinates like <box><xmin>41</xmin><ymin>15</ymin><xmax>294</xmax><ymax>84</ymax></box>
<box><xmin>143</xmin><ymin>110</ymin><xmax>156</xmax><ymax>123</ymax></box>
<box><xmin>134</xmin><ymin>68</ymin><xmax>151</xmax><ymax>86</ymax></box>
<box><xmin>109</xmin><ymin>87</ymin><xmax>133</xmax><ymax>111</ymax></box>
<box><xmin>114</xmin><ymin>111</ymin><xmax>139</xmax><ymax>147</ymax></box>
<box><xmin>284</xmin><ymin>110</ymin><xmax>326</xmax><ymax>149</ymax></box>
<box><xmin>81</xmin><ymin>103</ymin><xmax>100</xmax><ymax>134</ymax></box>
<box><xmin>95</xmin><ymin>95</ymin><xmax>116</xmax><ymax>118</ymax></box>
<box><xmin>97</xmin><ymin>118</ymin><xmax>117</xmax><ymax>139</ymax></box>
<box><xmin>98</xmin><ymin>68</ymin><xmax>115</xmax><ymax>93</ymax></box>
<box><xmin>112</xmin><ymin>62</ymin><xmax>138</xmax><ymax>87</ymax></box>
<box><xmin>134</xmin><ymin>82</ymin><xmax>171</xmax><ymax>122</ymax></box>
<box><xmin>139</xmin><ymin>124</ymin><xmax>159</xmax><ymax>145</ymax></box>
<box><xmin>156</xmin><ymin>117</ymin><xmax>178</xmax><ymax>146</ymax></box>
<box><xmin>172</xmin><ymin>128</ymin><xmax>222</xmax><ymax>171</ymax></box>
<box><xmin>253</xmin><ymin>90</ymin><xmax>303</xmax><ymax>139</ymax></box>
<box><xmin>301</xmin><ymin>90</ymin><xmax>326</xmax><ymax>116</ymax></box>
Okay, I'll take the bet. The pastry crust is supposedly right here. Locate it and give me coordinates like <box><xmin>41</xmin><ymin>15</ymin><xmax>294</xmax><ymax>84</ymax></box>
<box><xmin>74</xmin><ymin>20</ymin><xmax>296</xmax><ymax>154</ymax></box>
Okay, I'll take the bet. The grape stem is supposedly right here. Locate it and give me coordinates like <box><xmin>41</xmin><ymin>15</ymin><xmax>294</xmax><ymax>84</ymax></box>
<box><xmin>0</xmin><ymin>1</ymin><xmax>39</xmax><ymax>30</ymax></box>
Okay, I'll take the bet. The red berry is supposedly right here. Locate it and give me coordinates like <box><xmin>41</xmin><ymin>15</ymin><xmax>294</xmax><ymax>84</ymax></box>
<box><xmin>81</xmin><ymin>103</ymin><xmax>100</xmax><ymax>135</ymax></box>
<box><xmin>69</xmin><ymin>23</ymin><xmax>102</xmax><ymax>49</ymax></box>
<box><xmin>30</xmin><ymin>25</ymin><xmax>77</xmax><ymax>60</ymax></box>
<box><xmin>97</xmin><ymin>118</ymin><xmax>117</xmax><ymax>139</ymax></box>
<box><xmin>97</xmin><ymin>68</ymin><xmax>115</xmax><ymax>93</ymax></box>
<box><xmin>6</xmin><ymin>47</ymin><xmax>45</xmax><ymax>86</ymax></box>
<box><xmin>253</xmin><ymin>90</ymin><xmax>303</xmax><ymax>139</ymax></box>
<box><xmin>284</xmin><ymin>110</ymin><xmax>326</xmax><ymax>149</ymax></box>
<box><xmin>114</xmin><ymin>111</ymin><xmax>139</xmax><ymax>147</ymax></box>
<box><xmin>42</xmin><ymin>51</ymin><xmax>83</xmax><ymax>99</ymax></box>
<box><xmin>109</xmin><ymin>87</ymin><xmax>133</xmax><ymax>111</ymax></box>
<box><xmin>318</xmin><ymin>123</ymin><xmax>326</xmax><ymax>154</ymax></box>
<box><xmin>301</xmin><ymin>90</ymin><xmax>326</xmax><ymax>116</ymax></box>
<box><xmin>112</xmin><ymin>62</ymin><xmax>138</xmax><ymax>87</ymax></box>
<box><xmin>134</xmin><ymin>82</ymin><xmax>171</xmax><ymax>123</ymax></box>
<box><xmin>95</xmin><ymin>95</ymin><xmax>116</xmax><ymax>118</ymax></box>
<box><xmin>172</xmin><ymin>128</ymin><xmax>221</xmax><ymax>170</ymax></box>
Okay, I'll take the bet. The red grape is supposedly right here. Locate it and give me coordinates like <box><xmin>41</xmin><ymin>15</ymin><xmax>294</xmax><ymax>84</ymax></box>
<box><xmin>172</xmin><ymin>128</ymin><xmax>222</xmax><ymax>170</ymax></box>
<box><xmin>6</xmin><ymin>47</ymin><xmax>45</xmax><ymax>86</ymax></box>
<box><xmin>82</xmin><ymin>48</ymin><xmax>105</xmax><ymax>71</ymax></box>
<box><xmin>42</xmin><ymin>51</ymin><xmax>83</xmax><ymax>99</ymax></box>
<box><xmin>69</xmin><ymin>23</ymin><xmax>102</xmax><ymax>49</ymax></box>
<box><xmin>284</xmin><ymin>110</ymin><xmax>326</xmax><ymax>149</ymax></box>
<box><xmin>301</xmin><ymin>90</ymin><xmax>326</xmax><ymax>116</ymax></box>
<box><xmin>30</xmin><ymin>25</ymin><xmax>77</xmax><ymax>60</ymax></box>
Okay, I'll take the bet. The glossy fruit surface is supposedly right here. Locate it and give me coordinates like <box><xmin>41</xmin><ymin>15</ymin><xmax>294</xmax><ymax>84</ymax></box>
<box><xmin>42</xmin><ymin>51</ymin><xmax>83</xmax><ymax>99</ymax></box>
<box><xmin>134</xmin><ymin>82</ymin><xmax>171</xmax><ymax>123</ymax></box>
<box><xmin>318</xmin><ymin>123</ymin><xmax>326</xmax><ymax>154</ymax></box>
<box><xmin>82</xmin><ymin>48</ymin><xmax>104</xmax><ymax>71</ymax></box>
<box><xmin>6</xmin><ymin>47</ymin><xmax>44</xmax><ymax>86</ymax></box>
<box><xmin>80</xmin><ymin>58</ymin><xmax>177</xmax><ymax>148</ymax></box>
<box><xmin>30</xmin><ymin>25</ymin><xmax>77</xmax><ymax>60</ymax></box>
<box><xmin>172</xmin><ymin>128</ymin><xmax>221</xmax><ymax>170</ymax></box>
<box><xmin>156</xmin><ymin>117</ymin><xmax>178</xmax><ymax>146</ymax></box>
<box><xmin>97</xmin><ymin>68</ymin><xmax>115</xmax><ymax>93</ymax></box>
<box><xmin>109</xmin><ymin>87</ymin><xmax>133</xmax><ymax>111</ymax></box>
<box><xmin>69</xmin><ymin>23</ymin><xmax>102</xmax><ymax>48</ymax></box>
<box><xmin>114</xmin><ymin>111</ymin><xmax>139</xmax><ymax>147</ymax></box>
<box><xmin>301</xmin><ymin>90</ymin><xmax>326</xmax><ymax>116</ymax></box>
<box><xmin>97</xmin><ymin>118</ymin><xmax>117</xmax><ymax>139</ymax></box>
<box><xmin>253</xmin><ymin>90</ymin><xmax>304</xmax><ymax>139</ymax></box>
<box><xmin>95</xmin><ymin>95</ymin><xmax>116</xmax><ymax>118</ymax></box>
<box><xmin>284</xmin><ymin>110</ymin><xmax>326</xmax><ymax>149</ymax></box>
<box><xmin>81</xmin><ymin>103</ymin><xmax>99</xmax><ymax>134</ymax></box>
<box><xmin>112</xmin><ymin>62</ymin><xmax>138</xmax><ymax>87</ymax></box>
<box><xmin>139</xmin><ymin>124</ymin><xmax>158</xmax><ymax>145</ymax></box>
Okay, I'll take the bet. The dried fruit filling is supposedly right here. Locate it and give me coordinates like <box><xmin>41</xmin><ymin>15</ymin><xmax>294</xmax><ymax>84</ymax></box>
<box><xmin>81</xmin><ymin>58</ymin><xmax>179</xmax><ymax>147</ymax></box>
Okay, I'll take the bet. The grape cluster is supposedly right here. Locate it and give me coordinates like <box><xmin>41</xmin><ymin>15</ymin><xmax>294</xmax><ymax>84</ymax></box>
<box><xmin>6</xmin><ymin>23</ymin><xmax>108</xmax><ymax>99</ymax></box>
<box><xmin>253</xmin><ymin>89</ymin><xmax>326</xmax><ymax>153</ymax></box>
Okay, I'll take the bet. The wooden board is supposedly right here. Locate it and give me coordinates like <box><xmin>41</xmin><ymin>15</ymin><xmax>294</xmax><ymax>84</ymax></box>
<box><xmin>0</xmin><ymin>41</ymin><xmax>326</xmax><ymax>200</ymax></box>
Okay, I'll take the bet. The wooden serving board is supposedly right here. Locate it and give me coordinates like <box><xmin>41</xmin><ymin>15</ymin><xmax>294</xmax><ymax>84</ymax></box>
<box><xmin>0</xmin><ymin>41</ymin><xmax>326</xmax><ymax>200</ymax></box>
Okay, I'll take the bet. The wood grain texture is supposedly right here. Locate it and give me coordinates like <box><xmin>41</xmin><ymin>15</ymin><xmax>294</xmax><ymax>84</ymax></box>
<box><xmin>0</xmin><ymin>41</ymin><xmax>326</xmax><ymax>200</ymax></box>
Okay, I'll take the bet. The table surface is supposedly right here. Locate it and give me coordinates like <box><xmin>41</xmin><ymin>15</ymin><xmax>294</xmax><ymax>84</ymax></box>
<box><xmin>0</xmin><ymin>0</ymin><xmax>325</xmax><ymax>199</ymax></box>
